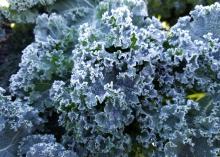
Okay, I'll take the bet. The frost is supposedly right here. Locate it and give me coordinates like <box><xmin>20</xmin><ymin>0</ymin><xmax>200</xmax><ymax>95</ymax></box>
<box><xmin>4</xmin><ymin>1</ymin><xmax>220</xmax><ymax>156</ymax></box>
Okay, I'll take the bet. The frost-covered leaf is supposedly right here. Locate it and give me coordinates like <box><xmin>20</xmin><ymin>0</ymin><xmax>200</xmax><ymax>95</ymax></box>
<box><xmin>26</xmin><ymin>142</ymin><xmax>78</xmax><ymax>157</ymax></box>
<box><xmin>173</xmin><ymin>2</ymin><xmax>220</xmax><ymax>40</ymax></box>
<box><xmin>0</xmin><ymin>128</ymin><xmax>28</xmax><ymax>157</ymax></box>
<box><xmin>18</xmin><ymin>134</ymin><xmax>56</xmax><ymax>156</ymax></box>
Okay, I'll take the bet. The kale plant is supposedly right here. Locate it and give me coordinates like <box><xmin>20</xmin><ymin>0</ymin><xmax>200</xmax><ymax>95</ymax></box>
<box><xmin>1</xmin><ymin>0</ymin><xmax>220</xmax><ymax>157</ymax></box>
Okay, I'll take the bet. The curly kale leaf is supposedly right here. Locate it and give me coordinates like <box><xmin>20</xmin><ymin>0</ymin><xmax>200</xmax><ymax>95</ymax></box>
<box><xmin>0</xmin><ymin>87</ymin><xmax>42</xmax><ymax>157</ymax></box>
<box><xmin>173</xmin><ymin>2</ymin><xmax>220</xmax><ymax>40</ymax></box>
<box><xmin>18</xmin><ymin>134</ymin><xmax>78</xmax><ymax>157</ymax></box>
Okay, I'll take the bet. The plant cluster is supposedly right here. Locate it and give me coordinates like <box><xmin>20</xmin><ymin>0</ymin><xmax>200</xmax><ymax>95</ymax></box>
<box><xmin>1</xmin><ymin>0</ymin><xmax>220</xmax><ymax>156</ymax></box>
